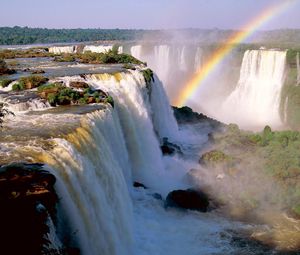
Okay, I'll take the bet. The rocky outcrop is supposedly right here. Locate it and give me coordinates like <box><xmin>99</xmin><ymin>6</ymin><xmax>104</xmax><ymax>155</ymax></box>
<box><xmin>0</xmin><ymin>163</ymin><xmax>60</xmax><ymax>255</ymax></box>
<box><xmin>69</xmin><ymin>81</ymin><xmax>89</xmax><ymax>89</ymax></box>
<box><xmin>133</xmin><ymin>181</ymin><xmax>147</xmax><ymax>189</ymax></box>
<box><xmin>172</xmin><ymin>106</ymin><xmax>224</xmax><ymax>129</ymax></box>
<box><xmin>0</xmin><ymin>59</ymin><xmax>15</xmax><ymax>75</ymax></box>
<box><xmin>160</xmin><ymin>137</ymin><xmax>182</xmax><ymax>155</ymax></box>
<box><xmin>165</xmin><ymin>189</ymin><xmax>210</xmax><ymax>212</ymax></box>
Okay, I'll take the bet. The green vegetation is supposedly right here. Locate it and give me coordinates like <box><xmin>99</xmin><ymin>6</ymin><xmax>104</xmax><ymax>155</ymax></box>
<box><xmin>0</xmin><ymin>27</ymin><xmax>300</xmax><ymax>47</ymax></box>
<box><xmin>12</xmin><ymin>82</ymin><xmax>25</xmax><ymax>91</ymax></box>
<box><xmin>53</xmin><ymin>54</ymin><xmax>75</xmax><ymax>62</ymax></box>
<box><xmin>11</xmin><ymin>75</ymin><xmax>48</xmax><ymax>91</ymax></box>
<box><xmin>141</xmin><ymin>68</ymin><xmax>154</xmax><ymax>85</ymax></box>
<box><xmin>74</xmin><ymin>50</ymin><xmax>143</xmax><ymax>65</ymax></box>
<box><xmin>38</xmin><ymin>82</ymin><xmax>113</xmax><ymax>107</ymax></box>
<box><xmin>280</xmin><ymin>53</ymin><xmax>300</xmax><ymax>129</ymax></box>
<box><xmin>206</xmin><ymin>125</ymin><xmax>300</xmax><ymax>217</ymax></box>
<box><xmin>18</xmin><ymin>75</ymin><xmax>48</xmax><ymax>89</ymax></box>
<box><xmin>200</xmin><ymin>150</ymin><xmax>233</xmax><ymax>166</ymax></box>
<box><xmin>0</xmin><ymin>49</ymin><xmax>54</xmax><ymax>59</ymax></box>
<box><xmin>0</xmin><ymin>79</ymin><xmax>13</xmax><ymax>88</ymax></box>
<box><xmin>0</xmin><ymin>27</ymin><xmax>147</xmax><ymax>45</ymax></box>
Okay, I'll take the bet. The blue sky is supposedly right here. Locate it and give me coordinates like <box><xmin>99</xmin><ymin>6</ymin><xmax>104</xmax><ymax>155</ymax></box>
<box><xmin>0</xmin><ymin>0</ymin><xmax>299</xmax><ymax>29</ymax></box>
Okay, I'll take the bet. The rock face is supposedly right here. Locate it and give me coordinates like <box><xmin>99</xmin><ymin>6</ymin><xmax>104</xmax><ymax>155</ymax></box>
<box><xmin>165</xmin><ymin>189</ymin><xmax>210</xmax><ymax>212</ymax></box>
<box><xmin>172</xmin><ymin>106</ymin><xmax>223</xmax><ymax>129</ymax></box>
<box><xmin>69</xmin><ymin>81</ymin><xmax>89</xmax><ymax>89</ymax></box>
<box><xmin>0</xmin><ymin>59</ymin><xmax>15</xmax><ymax>75</ymax></box>
<box><xmin>160</xmin><ymin>137</ymin><xmax>182</xmax><ymax>155</ymax></box>
<box><xmin>0</xmin><ymin>163</ymin><xmax>61</xmax><ymax>255</ymax></box>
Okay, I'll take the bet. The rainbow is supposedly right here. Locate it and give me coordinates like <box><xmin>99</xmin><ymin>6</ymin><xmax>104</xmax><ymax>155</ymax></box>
<box><xmin>174</xmin><ymin>0</ymin><xmax>295</xmax><ymax>107</ymax></box>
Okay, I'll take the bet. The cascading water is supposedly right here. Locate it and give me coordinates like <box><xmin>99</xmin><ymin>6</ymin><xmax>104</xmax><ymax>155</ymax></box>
<box><xmin>297</xmin><ymin>52</ymin><xmax>300</xmax><ymax>85</ymax></box>
<box><xmin>85</xmin><ymin>70</ymin><xmax>178</xmax><ymax>193</ymax></box>
<box><xmin>128</xmin><ymin>44</ymin><xmax>203</xmax><ymax>103</ymax></box>
<box><xmin>38</xmin><ymin>108</ymin><xmax>134</xmax><ymax>255</ymax></box>
<box><xmin>222</xmin><ymin>49</ymin><xmax>287</xmax><ymax>128</ymax></box>
<box><xmin>48</xmin><ymin>46</ymin><xmax>76</xmax><ymax>54</ymax></box>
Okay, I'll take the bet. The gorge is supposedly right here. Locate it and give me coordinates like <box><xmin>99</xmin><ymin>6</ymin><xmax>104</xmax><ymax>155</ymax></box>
<box><xmin>0</xmin><ymin>42</ymin><xmax>300</xmax><ymax>255</ymax></box>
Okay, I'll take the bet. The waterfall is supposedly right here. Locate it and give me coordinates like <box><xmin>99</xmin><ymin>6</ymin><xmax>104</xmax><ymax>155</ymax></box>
<box><xmin>154</xmin><ymin>45</ymin><xmax>171</xmax><ymax>83</ymax></box>
<box><xmin>130</xmin><ymin>45</ymin><xmax>142</xmax><ymax>61</ymax></box>
<box><xmin>127</xmin><ymin>44</ymin><xmax>204</xmax><ymax>103</ymax></box>
<box><xmin>150</xmin><ymin>74</ymin><xmax>179</xmax><ymax>141</ymax></box>
<box><xmin>48</xmin><ymin>46</ymin><xmax>76</xmax><ymax>54</ymax></box>
<box><xmin>2</xmin><ymin>69</ymin><xmax>179</xmax><ymax>254</ymax></box>
<box><xmin>194</xmin><ymin>47</ymin><xmax>203</xmax><ymax>72</ymax></box>
<box><xmin>83</xmin><ymin>45</ymin><xmax>114</xmax><ymax>53</ymax></box>
<box><xmin>85</xmin><ymin>71</ymin><xmax>178</xmax><ymax>191</ymax></box>
<box><xmin>222</xmin><ymin>49</ymin><xmax>287</xmax><ymax>128</ymax></box>
<box><xmin>39</xmin><ymin>108</ymin><xmax>134</xmax><ymax>255</ymax></box>
<box><xmin>297</xmin><ymin>52</ymin><xmax>300</xmax><ymax>86</ymax></box>
<box><xmin>178</xmin><ymin>46</ymin><xmax>187</xmax><ymax>71</ymax></box>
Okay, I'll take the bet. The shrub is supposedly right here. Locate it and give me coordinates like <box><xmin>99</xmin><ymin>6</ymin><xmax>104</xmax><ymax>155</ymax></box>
<box><xmin>37</xmin><ymin>83</ymin><xmax>63</xmax><ymax>93</ymax></box>
<box><xmin>0</xmin><ymin>79</ymin><xmax>13</xmax><ymax>88</ymax></box>
<box><xmin>47</xmin><ymin>93</ymin><xmax>58</xmax><ymax>106</ymax></box>
<box><xmin>142</xmin><ymin>68</ymin><xmax>154</xmax><ymax>84</ymax></box>
<box><xmin>19</xmin><ymin>75</ymin><xmax>48</xmax><ymax>89</ymax></box>
<box><xmin>12</xmin><ymin>82</ymin><xmax>25</xmax><ymax>91</ymax></box>
<box><xmin>78</xmin><ymin>98</ymin><xmax>87</xmax><ymax>104</ymax></box>
<box><xmin>104</xmin><ymin>95</ymin><xmax>114</xmax><ymax>107</ymax></box>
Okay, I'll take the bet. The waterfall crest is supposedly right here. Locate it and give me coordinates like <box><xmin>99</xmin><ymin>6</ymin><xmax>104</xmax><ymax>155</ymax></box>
<box><xmin>37</xmin><ymin>108</ymin><xmax>134</xmax><ymax>255</ymax></box>
<box><xmin>85</xmin><ymin>70</ymin><xmax>178</xmax><ymax>190</ymax></box>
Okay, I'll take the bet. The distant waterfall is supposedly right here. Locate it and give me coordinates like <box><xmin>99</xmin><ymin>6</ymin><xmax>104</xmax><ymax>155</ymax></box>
<box><xmin>154</xmin><ymin>45</ymin><xmax>171</xmax><ymax>83</ymax></box>
<box><xmin>48</xmin><ymin>46</ymin><xmax>76</xmax><ymax>54</ymax></box>
<box><xmin>130</xmin><ymin>45</ymin><xmax>142</xmax><ymax>61</ymax></box>
<box><xmin>223</xmin><ymin>49</ymin><xmax>287</xmax><ymax>128</ymax></box>
<box><xmin>297</xmin><ymin>52</ymin><xmax>300</xmax><ymax>86</ymax></box>
<box><xmin>128</xmin><ymin>44</ymin><xmax>203</xmax><ymax>103</ymax></box>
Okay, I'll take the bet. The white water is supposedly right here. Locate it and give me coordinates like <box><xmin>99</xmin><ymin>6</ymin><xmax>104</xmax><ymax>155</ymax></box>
<box><xmin>1</xmin><ymin>68</ymin><xmax>279</xmax><ymax>254</ymax></box>
<box><xmin>49</xmin><ymin>46</ymin><xmax>76</xmax><ymax>54</ymax></box>
<box><xmin>129</xmin><ymin>44</ymin><xmax>202</xmax><ymax>102</ymax></box>
<box><xmin>297</xmin><ymin>52</ymin><xmax>300</xmax><ymax>86</ymax></box>
<box><xmin>83</xmin><ymin>45</ymin><xmax>113</xmax><ymax>53</ymax></box>
<box><xmin>222</xmin><ymin>49</ymin><xmax>287</xmax><ymax>128</ymax></box>
<box><xmin>46</xmin><ymin>109</ymin><xmax>134</xmax><ymax>255</ymax></box>
<box><xmin>85</xmin><ymin>71</ymin><xmax>177</xmax><ymax>193</ymax></box>
<box><xmin>150</xmin><ymin>74</ymin><xmax>179</xmax><ymax>141</ymax></box>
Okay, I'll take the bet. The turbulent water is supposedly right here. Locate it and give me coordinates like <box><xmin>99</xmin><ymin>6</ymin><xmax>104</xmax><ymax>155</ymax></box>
<box><xmin>222</xmin><ymin>49</ymin><xmax>287</xmax><ymax>128</ymax></box>
<box><xmin>1</xmin><ymin>45</ymin><xmax>299</xmax><ymax>254</ymax></box>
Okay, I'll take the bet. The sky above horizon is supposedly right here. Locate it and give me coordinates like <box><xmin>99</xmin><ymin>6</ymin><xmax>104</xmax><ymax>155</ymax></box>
<box><xmin>0</xmin><ymin>0</ymin><xmax>300</xmax><ymax>30</ymax></box>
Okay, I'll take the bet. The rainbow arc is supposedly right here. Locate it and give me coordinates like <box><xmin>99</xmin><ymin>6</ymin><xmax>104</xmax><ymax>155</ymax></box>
<box><xmin>174</xmin><ymin>0</ymin><xmax>295</xmax><ymax>107</ymax></box>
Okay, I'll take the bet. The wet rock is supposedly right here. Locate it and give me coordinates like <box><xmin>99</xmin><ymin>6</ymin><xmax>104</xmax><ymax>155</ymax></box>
<box><xmin>152</xmin><ymin>193</ymin><xmax>163</xmax><ymax>200</ymax></box>
<box><xmin>31</xmin><ymin>69</ymin><xmax>45</xmax><ymax>74</ymax></box>
<box><xmin>172</xmin><ymin>106</ymin><xmax>224</xmax><ymax>129</ymax></box>
<box><xmin>165</xmin><ymin>188</ymin><xmax>210</xmax><ymax>212</ymax></box>
<box><xmin>161</xmin><ymin>137</ymin><xmax>182</xmax><ymax>155</ymax></box>
<box><xmin>69</xmin><ymin>81</ymin><xmax>89</xmax><ymax>89</ymax></box>
<box><xmin>133</xmin><ymin>181</ymin><xmax>147</xmax><ymax>189</ymax></box>
<box><xmin>0</xmin><ymin>59</ymin><xmax>15</xmax><ymax>75</ymax></box>
<box><xmin>0</xmin><ymin>162</ymin><xmax>59</xmax><ymax>255</ymax></box>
